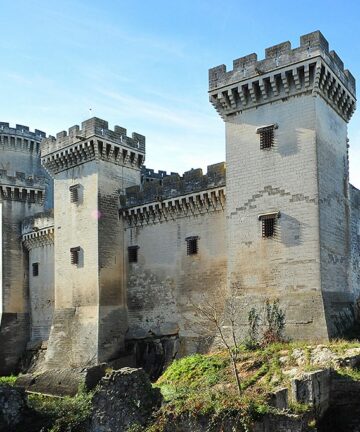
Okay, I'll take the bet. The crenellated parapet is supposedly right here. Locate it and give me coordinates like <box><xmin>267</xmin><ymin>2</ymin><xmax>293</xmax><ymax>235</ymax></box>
<box><xmin>41</xmin><ymin>117</ymin><xmax>145</xmax><ymax>176</ymax></box>
<box><xmin>120</xmin><ymin>162</ymin><xmax>226</xmax><ymax>227</ymax></box>
<box><xmin>124</xmin><ymin>162</ymin><xmax>225</xmax><ymax>206</ymax></box>
<box><xmin>22</xmin><ymin>210</ymin><xmax>54</xmax><ymax>250</ymax></box>
<box><xmin>0</xmin><ymin>169</ymin><xmax>46</xmax><ymax>203</ymax></box>
<box><xmin>0</xmin><ymin>122</ymin><xmax>46</xmax><ymax>154</ymax></box>
<box><xmin>120</xmin><ymin>187</ymin><xmax>225</xmax><ymax>228</ymax></box>
<box><xmin>141</xmin><ymin>166</ymin><xmax>179</xmax><ymax>184</ymax></box>
<box><xmin>209</xmin><ymin>31</ymin><xmax>356</xmax><ymax>122</ymax></box>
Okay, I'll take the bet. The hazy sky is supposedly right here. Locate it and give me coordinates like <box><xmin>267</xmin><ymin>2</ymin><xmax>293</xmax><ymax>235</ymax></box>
<box><xmin>1</xmin><ymin>0</ymin><xmax>359</xmax><ymax>187</ymax></box>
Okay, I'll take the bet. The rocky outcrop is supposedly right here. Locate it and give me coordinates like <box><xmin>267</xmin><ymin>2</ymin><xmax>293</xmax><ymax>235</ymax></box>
<box><xmin>0</xmin><ymin>385</ymin><xmax>27</xmax><ymax>432</ymax></box>
<box><xmin>16</xmin><ymin>363</ymin><xmax>107</xmax><ymax>396</ymax></box>
<box><xmin>88</xmin><ymin>367</ymin><xmax>161</xmax><ymax>431</ymax></box>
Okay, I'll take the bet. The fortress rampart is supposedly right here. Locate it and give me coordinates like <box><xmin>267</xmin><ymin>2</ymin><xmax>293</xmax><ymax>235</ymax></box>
<box><xmin>0</xmin><ymin>123</ymin><xmax>45</xmax><ymax>157</ymax></box>
<box><xmin>124</xmin><ymin>162</ymin><xmax>225</xmax><ymax>207</ymax></box>
<box><xmin>209</xmin><ymin>31</ymin><xmax>356</xmax><ymax>122</ymax></box>
<box><xmin>41</xmin><ymin>117</ymin><xmax>145</xmax><ymax>176</ymax></box>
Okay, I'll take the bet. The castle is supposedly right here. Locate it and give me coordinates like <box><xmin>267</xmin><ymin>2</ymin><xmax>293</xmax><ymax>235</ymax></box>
<box><xmin>0</xmin><ymin>31</ymin><xmax>359</xmax><ymax>376</ymax></box>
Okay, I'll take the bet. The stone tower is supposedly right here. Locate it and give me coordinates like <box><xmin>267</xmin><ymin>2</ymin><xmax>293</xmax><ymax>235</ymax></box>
<box><xmin>209</xmin><ymin>31</ymin><xmax>356</xmax><ymax>339</ymax></box>
<box><xmin>41</xmin><ymin>117</ymin><xmax>145</xmax><ymax>368</ymax></box>
<box><xmin>0</xmin><ymin>123</ymin><xmax>51</xmax><ymax>374</ymax></box>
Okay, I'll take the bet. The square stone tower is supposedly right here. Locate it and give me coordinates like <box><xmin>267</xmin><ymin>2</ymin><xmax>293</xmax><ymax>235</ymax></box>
<box><xmin>0</xmin><ymin>123</ymin><xmax>50</xmax><ymax>374</ymax></box>
<box><xmin>41</xmin><ymin>117</ymin><xmax>145</xmax><ymax>368</ymax></box>
<box><xmin>209</xmin><ymin>31</ymin><xmax>356</xmax><ymax>339</ymax></box>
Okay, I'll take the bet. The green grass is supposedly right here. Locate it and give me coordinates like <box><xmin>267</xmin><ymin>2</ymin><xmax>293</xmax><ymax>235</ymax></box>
<box><xmin>336</xmin><ymin>367</ymin><xmax>360</xmax><ymax>381</ymax></box>
<box><xmin>0</xmin><ymin>375</ymin><xmax>17</xmax><ymax>385</ymax></box>
<box><xmin>147</xmin><ymin>340</ymin><xmax>360</xmax><ymax>431</ymax></box>
<box><xmin>27</xmin><ymin>385</ymin><xmax>93</xmax><ymax>432</ymax></box>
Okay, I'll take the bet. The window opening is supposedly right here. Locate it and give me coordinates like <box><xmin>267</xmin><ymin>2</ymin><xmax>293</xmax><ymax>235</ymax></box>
<box><xmin>258</xmin><ymin>212</ymin><xmax>280</xmax><ymax>238</ymax></box>
<box><xmin>32</xmin><ymin>263</ymin><xmax>39</xmax><ymax>277</ymax></box>
<box><xmin>262</xmin><ymin>217</ymin><xmax>276</xmax><ymax>237</ymax></box>
<box><xmin>70</xmin><ymin>247</ymin><xmax>80</xmax><ymax>265</ymax></box>
<box><xmin>128</xmin><ymin>246</ymin><xmax>139</xmax><ymax>263</ymax></box>
<box><xmin>257</xmin><ymin>124</ymin><xmax>278</xmax><ymax>150</ymax></box>
<box><xmin>69</xmin><ymin>184</ymin><xmax>80</xmax><ymax>203</ymax></box>
<box><xmin>186</xmin><ymin>236</ymin><xmax>199</xmax><ymax>255</ymax></box>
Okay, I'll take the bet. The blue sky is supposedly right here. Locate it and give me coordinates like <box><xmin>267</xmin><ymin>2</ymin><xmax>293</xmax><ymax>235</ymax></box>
<box><xmin>1</xmin><ymin>0</ymin><xmax>360</xmax><ymax>187</ymax></box>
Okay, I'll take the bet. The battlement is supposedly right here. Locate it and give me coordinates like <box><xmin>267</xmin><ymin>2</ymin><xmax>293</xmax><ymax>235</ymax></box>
<box><xmin>209</xmin><ymin>31</ymin><xmax>356</xmax><ymax>122</ymax></box>
<box><xmin>141</xmin><ymin>166</ymin><xmax>179</xmax><ymax>183</ymax></box>
<box><xmin>22</xmin><ymin>210</ymin><xmax>54</xmax><ymax>249</ymax></box>
<box><xmin>22</xmin><ymin>209</ymin><xmax>54</xmax><ymax>235</ymax></box>
<box><xmin>0</xmin><ymin>122</ymin><xmax>46</xmax><ymax>154</ymax></box>
<box><xmin>0</xmin><ymin>169</ymin><xmax>47</xmax><ymax>188</ymax></box>
<box><xmin>42</xmin><ymin>117</ymin><xmax>145</xmax><ymax>156</ymax></box>
<box><xmin>123</xmin><ymin>162</ymin><xmax>225</xmax><ymax>207</ymax></box>
<box><xmin>209</xmin><ymin>31</ymin><xmax>355</xmax><ymax>95</ymax></box>
<box><xmin>0</xmin><ymin>122</ymin><xmax>46</xmax><ymax>140</ymax></box>
<box><xmin>41</xmin><ymin>117</ymin><xmax>146</xmax><ymax>175</ymax></box>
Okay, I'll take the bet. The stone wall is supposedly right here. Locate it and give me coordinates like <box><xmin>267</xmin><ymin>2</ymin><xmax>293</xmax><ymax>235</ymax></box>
<box><xmin>316</xmin><ymin>98</ymin><xmax>354</xmax><ymax>336</ymax></box>
<box><xmin>42</xmin><ymin>119</ymin><xmax>144</xmax><ymax>369</ymax></box>
<box><xmin>350</xmin><ymin>185</ymin><xmax>360</xmax><ymax>312</ymax></box>
<box><xmin>224</xmin><ymin>96</ymin><xmax>328</xmax><ymax>341</ymax></box>
<box><xmin>22</xmin><ymin>211</ymin><xmax>54</xmax><ymax>343</ymax></box>
<box><xmin>209</xmin><ymin>30</ymin><xmax>357</xmax><ymax>341</ymax></box>
<box><xmin>0</xmin><ymin>199</ymin><xmax>44</xmax><ymax>374</ymax></box>
<box><xmin>124</xmin><ymin>189</ymin><xmax>227</xmax><ymax>356</ymax></box>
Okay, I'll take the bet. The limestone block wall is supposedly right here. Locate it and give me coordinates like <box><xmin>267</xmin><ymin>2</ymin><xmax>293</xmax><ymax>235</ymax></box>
<box><xmin>350</xmin><ymin>185</ymin><xmax>360</xmax><ymax>310</ymax></box>
<box><xmin>97</xmin><ymin>161</ymin><xmax>141</xmax><ymax>363</ymax></box>
<box><xmin>316</xmin><ymin>98</ymin><xmax>353</xmax><ymax>335</ymax></box>
<box><xmin>22</xmin><ymin>211</ymin><xmax>54</xmax><ymax>343</ymax></box>
<box><xmin>44</xmin><ymin>161</ymin><xmax>101</xmax><ymax>368</ymax></box>
<box><xmin>209</xmin><ymin>31</ymin><xmax>357</xmax><ymax>341</ymax></box>
<box><xmin>0</xmin><ymin>199</ymin><xmax>44</xmax><ymax>374</ymax></box>
<box><xmin>42</xmin><ymin>118</ymin><xmax>145</xmax><ymax>369</ymax></box>
<box><xmin>0</xmin><ymin>123</ymin><xmax>53</xmax><ymax>208</ymax></box>
<box><xmin>224</xmin><ymin>96</ymin><xmax>329</xmax><ymax>341</ymax></box>
<box><xmin>124</xmin><ymin>190</ymin><xmax>227</xmax><ymax>356</ymax></box>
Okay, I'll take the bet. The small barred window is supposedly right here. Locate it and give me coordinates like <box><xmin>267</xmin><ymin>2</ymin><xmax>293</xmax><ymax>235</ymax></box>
<box><xmin>258</xmin><ymin>212</ymin><xmax>280</xmax><ymax>238</ymax></box>
<box><xmin>262</xmin><ymin>217</ymin><xmax>276</xmax><ymax>237</ymax></box>
<box><xmin>69</xmin><ymin>184</ymin><xmax>80</xmax><ymax>203</ymax></box>
<box><xmin>186</xmin><ymin>236</ymin><xmax>199</xmax><ymax>255</ymax></box>
<box><xmin>70</xmin><ymin>247</ymin><xmax>80</xmax><ymax>265</ymax></box>
<box><xmin>257</xmin><ymin>124</ymin><xmax>278</xmax><ymax>150</ymax></box>
<box><xmin>128</xmin><ymin>246</ymin><xmax>139</xmax><ymax>263</ymax></box>
<box><xmin>32</xmin><ymin>263</ymin><xmax>39</xmax><ymax>277</ymax></box>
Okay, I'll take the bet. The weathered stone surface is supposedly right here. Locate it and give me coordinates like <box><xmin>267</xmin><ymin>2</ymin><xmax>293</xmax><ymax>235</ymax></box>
<box><xmin>157</xmin><ymin>411</ymin><xmax>311</xmax><ymax>432</ymax></box>
<box><xmin>291</xmin><ymin>369</ymin><xmax>330</xmax><ymax>416</ymax></box>
<box><xmin>268</xmin><ymin>387</ymin><xmax>288</xmax><ymax>410</ymax></box>
<box><xmin>0</xmin><ymin>385</ymin><xmax>27</xmax><ymax>432</ymax></box>
<box><xmin>88</xmin><ymin>367</ymin><xmax>161</xmax><ymax>431</ymax></box>
<box><xmin>317</xmin><ymin>370</ymin><xmax>360</xmax><ymax>431</ymax></box>
<box><xmin>16</xmin><ymin>364</ymin><xmax>107</xmax><ymax>396</ymax></box>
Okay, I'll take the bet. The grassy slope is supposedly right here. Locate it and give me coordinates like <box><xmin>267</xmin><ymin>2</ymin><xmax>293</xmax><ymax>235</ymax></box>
<box><xmin>1</xmin><ymin>341</ymin><xmax>360</xmax><ymax>431</ymax></box>
<box><xmin>147</xmin><ymin>340</ymin><xmax>360</xmax><ymax>431</ymax></box>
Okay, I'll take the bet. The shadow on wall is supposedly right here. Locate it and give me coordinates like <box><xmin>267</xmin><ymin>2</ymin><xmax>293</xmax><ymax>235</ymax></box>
<box><xmin>279</xmin><ymin>213</ymin><xmax>303</xmax><ymax>247</ymax></box>
<box><xmin>125</xmin><ymin>335</ymin><xmax>180</xmax><ymax>381</ymax></box>
<box><xmin>276</xmin><ymin>125</ymin><xmax>300</xmax><ymax>157</ymax></box>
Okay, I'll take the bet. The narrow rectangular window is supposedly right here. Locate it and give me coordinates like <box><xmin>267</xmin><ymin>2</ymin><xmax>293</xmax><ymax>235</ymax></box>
<box><xmin>257</xmin><ymin>124</ymin><xmax>277</xmax><ymax>150</ymax></box>
<box><xmin>262</xmin><ymin>217</ymin><xmax>276</xmax><ymax>237</ymax></box>
<box><xmin>186</xmin><ymin>236</ymin><xmax>199</xmax><ymax>255</ymax></box>
<box><xmin>32</xmin><ymin>263</ymin><xmax>39</xmax><ymax>277</ymax></box>
<box><xmin>128</xmin><ymin>246</ymin><xmax>139</xmax><ymax>263</ymax></box>
<box><xmin>70</xmin><ymin>247</ymin><xmax>80</xmax><ymax>265</ymax></box>
<box><xmin>69</xmin><ymin>184</ymin><xmax>80</xmax><ymax>203</ymax></box>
